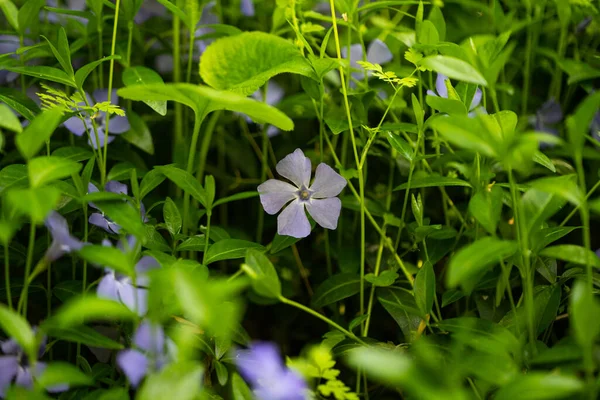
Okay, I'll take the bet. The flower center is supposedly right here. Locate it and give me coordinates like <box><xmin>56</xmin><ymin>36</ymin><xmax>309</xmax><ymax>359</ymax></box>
<box><xmin>297</xmin><ymin>186</ymin><xmax>311</xmax><ymax>201</ymax></box>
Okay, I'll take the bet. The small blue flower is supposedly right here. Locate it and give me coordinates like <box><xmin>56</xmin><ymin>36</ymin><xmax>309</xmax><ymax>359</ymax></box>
<box><xmin>96</xmin><ymin>237</ymin><xmax>159</xmax><ymax>316</ymax></box>
<box><xmin>0</xmin><ymin>35</ymin><xmax>34</xmax><ymax>84</ymax></box>
<box><xmin>590</xmin><ymin>110</ymin><xmax>600</xmax><ymax>142</ymax></box>
<box><xmin>240</xmin><ymin>0</ymin><xmax>255</xmax><ymax>16</ymax></box>
<box><xmin>235</xmin><ymin>342</ymin><xmax>308</xmax><ymax>400</ymax></box>
<box><xmin>87</xmin><ymin>181</ymin><xmax>147</xmax><ymax>234</ymax></box>
<box><xmin>530</xmin><ymin>98</ymin><xmax>562</xmax><ymax>148</ymax></box>
<box><xmin>258</xmin><ymin>149</ymin><xmax>347</xmax><ymax>239</ymax></box>
<box><xmin>44</xmin><ymin>211</ymin><xmax>84</xmax><ymax>262</ymax></box>
<box><xmin>116</xmin><ymin>321</ymin><xmax>175</xmax><ymax>387</ymax></box>
<box><xmin>427</xmin><ymin>73</ymin><xmax>485</xmax><ymax>117</ymax></box>
<box><xmin>64</xmin><ymin>89</ymin><xmax>130</xmax><ymax>149</ymax></box>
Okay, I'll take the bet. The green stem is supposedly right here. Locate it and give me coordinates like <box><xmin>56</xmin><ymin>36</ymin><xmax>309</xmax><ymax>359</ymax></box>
<box><xmin>202</xmin><ymin>212</ymin><xmax>211</xmax><ymax>265</ymax></box>
<box><xmin>183</xmin><ymin>115</ymin><xmax>204</xmax><ymax>235</ymax></box>
<box><xmin>126</xmin><ymin>21</ymin><xmax>133</xmax><ymax>66</ymax></box>
<box><xmin>4</xmin><ymin>243</ymin><xmax>12</xmax><ymax>309</ymax></box>
<box><xmin>196</xmin><ymin>111</ymin><xmax>220</xmax><ymax>184</ymax></box>
<box><xmin>19</xmin><ymin>222</ymin><xmax>36</xmax><ymax>318</ymax></box>
<box><xmin>279</xmin><ymin>296</ymin><xmax>367</xmax><ymax>346</ymax></box>
<box><xmin>552</xmin><ymin>24</ymin><xmax>568</xmax><ymax>100</ymax></box>
<box><xmin>98</xmin><ymin>27</ymin><xmax>104</xmax><ymax>88</ymax></box>
<box><xmin>559</xmin><ymin>179</ymin><xmax>600</xmax><ymax>227</ymax></box>
<box><xmin>173</xmin><ymin>15</ymin><xmax>184</xmax><ymax>169</ymax></box>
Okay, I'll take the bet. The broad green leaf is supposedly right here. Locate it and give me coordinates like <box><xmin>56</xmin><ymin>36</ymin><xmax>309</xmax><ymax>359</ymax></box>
<box><xmin>74</xmin><ymin>55</ymin><xmax>121</xmax><ymax>89</ymax></box>
<box><xmin>414</xmin><ymin>261</ymin><xmax>435</xmax><ymax>316</ymax></box>
<box><xmin>6</xmin><ymin>186</ymin><xmax>61</xmax><ymax>224</ymax></box>
<box><xmin>139</xmin><ymin>168</ymin><xmax>166</xmax><ymax>199</ymax></box>
<box><xmin>436</xmin><ymin>317</ymin><xmax>520</xmax><ymax>356</ymax></box>
<box><xmin>155</xmin><ymin>165</ymin><xmax>209</xmax><ymax>209</ymax></box>
<box><xmin>521</xmin><ymin>187</ymin><xmax>567</xmax><ymax>236</ymax></box>
<box><xmin>17</xmin><ymin>0</ymin><xmax>44</xmax><ymax>36</ymax></box>
<box><xmin>312</xmin><ymin>273</ymin><xmax>361</xmax><ymax>308</ymax></box>
<box><xmin>176</xmin><ymin>236</ymin><xmax>207</xmax><ymax>252</ymax></box>
<box><xmin>411</xmin><ymin>94</ymin><xmax>424</xmax><ymax>133</ymax></box>
<box><xmin>539</xmin><ymin>245</ymin><xmax>600</xmax><ymax>268</ymax></box>
<box><xmin>494</xmin><ymin>373</ymin><xmax>583</xmax><ymax>400</ymax></box>
<box><xmin>446</xmin><ymin>237</ymin><xmax>518</xmax><ymax>290</ymax></box>
<box><xmin>1</xmin><ymin>65</ymin><xmax>75</xmax><ymax>87</ymax></box>
<box><xmin>0</xmin><ymin>87</ymin><xmax>40</xmax><ymax>121</ymax></box>
<box><xmin>567</xmin><ymin>91</ymin><xmax>600</xmax><ymax>151</ymax></box>
<box><xmin>468</xmin><ymin>186</ymin><xmax>503</xmax><ymax>235</ymax></box>
<box><xmin>419</xmin><ymin>20</ymin><xmax>439</xmax><ymax>45</ymax></box>
<box><xmin>421</xmin><ymin>55</ymin><xmax>488</xmax><ymax>86</ymax></box>
<box><xmin>0</xmin><ymin>103</ymin><xmax>22</xmax><ymax>133</ymax></box>
<box><xmin>346</xmin><ymin>347</ymin><xmax>412</xmax><ymax>387</ymax></box>
<box><xmin>77</xmin><ymin>245</ymin><xmax>135</xmax><ymax>275</ymax></box>
<box><xmin>118</xmin><ymin>83</ymin><xmax>294</xmax><ymax>131</ymax></box>
<box><xmin>426</xmin><ymin>94</ymin><xmax>467</xmax><ymax>115</ymax></box>
<box><xmin>428</xmin><ymin>6</ymin><xmax>446</xmax><ymax>41</ymax></box>
<box><xmin>16</xmin><ymin>108</ymin><xmax>63</xmax><ymax>159</ymax></box>
<box><xmin>386</xmin><ymin>131</ymin><xmax>413</xmax><ymax>162</ymax></box>
<box><xmin>499</xmin><ymin>284</ymin><xmax>561</xmax><ymax>335</ymax></box>
<box><xmin>0</xmin><ymin>0</ymin><xmax>19</xmax><ymax>31</ymax></box>
<box><xmin>531</xmin><ymin>226</ymin><xmax>578</xmax><ymax>253</ymax></box>
<box><xmin>430</xmin><ymin>114</ymin><xmax>497</xmax><ymax>157</ymax></box>
<box><xmin>93</xmin><ymin>200</ymin><xmax>145</xmax><ymax>238</ymax></box>
<box><xmin>144</xmin><ymin>225</ymin><xmax>171</xmax><ymax>252</ymax></box>
<box><xmin>137</xmin><ymin>362</ymin><xmax>203</xmax><ymax>400</ymax></box>
<box><xmin>243</xmin><ymin>249</ymin><xmax>281</xmax><ymax>299</ymax></box>
<box><xmin>163</xmin><ymin>197</ymin><xmax>182</xmax><ymax>236</ymax></box>
<box><xmin>122</xmin><ymin>66</ymin><xmax>167</xmax><ymax>115</ymax></box>
<box><xmin>377</xmin><ymin>287</ymin><xmax>422</xmax><ymax>341</ymax></box>
<box><xmin>231</xmin><ymin>373</ymin><xmax>254</xmax><ymax>400</ymax></box>
<box><xmin>558</xmin><ymin>59</ymin><xmax>600</xmax><ymax>85</ymax></box>
<box><xmin>533</xmin><ymin>151</ymin><xmax>556</xmax><ymax>173</ymax></box>
<box><xmin>44</xmin><ymin>296</ymin><xmax>136</xmax><ymax>328</ymax></box>
<box><xmin>528</xmin><ymin>175</ymin><xmax>583</xmax><ymax>207</ymax></box>
<box><xmin>204</xmin><ymin>239</ymin><xmax>264</xmax><ymax>264</ymax></box>
<box><xmin>200</xmin><ymin>31</ymin><xmax>316</xmax><ymax>96</ymax></box>
<box><xmin>394</xmin><ymin>175</ymin><xmax>471</xmax><ymax>191</ymax></box>
<box><xmin>364</xmin><ymin>270</ymin><xmax>398</xmax><ymax>287</ymax></box>
<box><xmin>0</xmin><ymin>164</ymin><xmax>28</xmax><ymax>193</ymax></box>
<box><xmin>0</xmin><ymin>303</ymin><xmax>36</xmax><ymax>361</ymax></box>
<box><xmin>106</xmin><ymin>162</ymin><xmax>135</xmax><ymax>182</ymax></box>
<box><xmin>27</xmin><ymin>156</ymin><xmax>82</xmax><ymax>188</ymax></box>
<box><xmin>570</xmin><ymin>280</ymin><xmax>600</xmax><ymax>349</ymax></box>
<box><xmin>212</xmin><ymin>191</ymin><xmax>259</xmax><ymax>207</ymax></box>
<box><xmin>52</xmin><ymin>146</ymin><xmax>93</xmax><ymax>162</ymax></box>
<box><xmin>121</xmin><ymin>109</ymin><xmax>155</xmax><ymax>155</ymax></box>
<box><xmin>44</xmin><ymin>325</ymin><xmax>124</xmax><ymax>349</ymax></box>
<box><xmin>37</xmin><ymin>362</ymin><xmax>93</xmax><ymax>389</ymax></box>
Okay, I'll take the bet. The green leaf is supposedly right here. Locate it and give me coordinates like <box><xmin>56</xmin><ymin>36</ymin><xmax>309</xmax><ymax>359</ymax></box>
<box><xmin>0</xmin><ymin>87</ymin><xmax>40</xmax><ymax>121</ymax></box>
<box><xmin>139</xmin><ymin>168</ymin><xmax>166</xmax><ymax>200</ymax></box>
<box><xmin>426</xmin><ymin>94</ymin><xmax>467</xmax><ymax>115</ymax></box>
<box><xmin>77</xmin><ymin>245</ymin><xmax>135</xmax><ymax>275</ymax></box>
<box><xmin>231</xmin><ymin>373</ymin><xmax>253</xmax><ymax>400</ymax></box>
<box><xmin>411</xmin><ymin>93</ymin><xmax>424</xmax><ymax>133</ymax></box>
<box><xmin>154</xmin><ymin>0</ymin><xmax>187</xmax><ymax>25</ymax></box>
<box><xmin>0</xmin><ymin>0</ymin><xmax>19</xmax><ymax>31</ymax></box>
<box><xmin>176</xmin><ymin>236</ymin><xmax>207</xmax><ymax>252</ymax></box>
<box><xmin>468</xmin><ymin>186</ymin><xmax>503</xmax><ymax>235</ymax></box>
<box><xmin>570</xmin><ymin>280</ymin><xmax>600</xmax><ymax>349</ymax></box>
<box><xmin>528</xmin><ymin>175</ymin><xmax>583</xmax><ymax>207</ymax></box>
<box><xmin>44</xmin><ymin>296</ymin><xmax>136</xmax><ymax>328</ymax></box>
<box><xmin>421</xmin><ymin>55</ymin><xmax>488</xmax><ymax>86</ymax></box>
<box><xmin>118</xmin><ymin>83</ymin><xmax>294</xmax><ymax>131</ymax></box>
<box><xmin>539</xmin><ymin>245</ymin><xmax>600</xmax><ymax>268</ymax></box>
<box><xmin>377</xmin><ymin>287</ymin><xmax>422</xmax><ymax>334</ymax></box>
<box><xmin>205</xmin><ymin>239</ymin><xmax>264</xmax><ymax>264</ymax></box>
<box><xmin>243</xmin><ymin>249</ymin><xmax>281</xmax><ymax>299</ymax></box>
<box><xmin>37</xmin><ymin>362</ymin><xmax>93</xmax><ymax>389</ymax></box>
<box><xmin>419</xmin><ymin>20</ymin><xmax>439</xmax><ymax>45</ymax></box>
<box><xmin>93</xmin><ymin>200</ymin><xmax>146</xmax><ymax>238</ymax></box>
<box><xmin>0</xmin><ymin>164</ymin><xmax>28</xmax><ymax>193</ymax></box>
<box><xmin>200</xmin><ymin>31</ymin><xmax>316</xmax><ymax>96</ymax></box>
<box><xmin>6</xmin><ymin>186</ymin><xmax>61</xmax><ymax>224</ymax></box>
<box><xmin>446</xmin><ymin>237</ymin><xmax>518</xmax><ymax>290</ymax></box>
<box><xmin>52</xmin><ymin>146</ymin><xmax>93</xmax><ymax>162</ymax></box>
<box><xmin>521</xmin><ymin>187</ymin><xmax>567</xmax><ymax>237</ymax></box>
<box><xmin>121</xmin><ymin>109</ymin><xmax>155</xmax><ymax>155</ymax></box>
<box><xmin>365</xmin><ymin>270</ymin><xmax>398</xmax><ymax>287</ymax></box>
<box><xmin>436</xmin><ymin>317</ymin><xmax>520</xmax><ymax>355</ymax></box>
<box><xmin>394</xmin><ymin>175</ymin><xmax>471</xmax><ymax>191</ymax></box>
<box><xmin>0</xmin><ymin>303</ymin><xmax>36</xmax><ymax>361</ymax></box>
<box><xmin>28</xmin><ymin>156</ymin><xmax>82</xmax><ymax>188</ymax></box>
<box><xmin>1</xmin><ymin>65</ymin><xmax>76</xmax><ymax>87</ymax></box>
<box><xmin>386</xmin><ymin>131</ymin><xmax>413</xmax><ymax>162</ymax></box>
<box><xmin>558</xmin><ymin>59</ymin><xmax>600</xmax><ymax>85</ymax></box>
<box><xmin>16</xmin><ymin>108</ymin><xmax>63</xmax><ymax>159</ymax></box>
<box><xmin>311</xmin><ymin>273</ymin><xmax>361</xmax><ymax>308</ymax></box>
<box><xmin>414</xmin><ymin>261</ymin><xmax>435</xmax><ymax>316</ymax></box>
<box><xmin>430</xmin><ymin>114</ymin><xmax>497</xmax><ymax>157</ymax></box>
<box><xmin>74</xmin><ymin>55</ymin><xmax>121</xmax><ymax>89</ymax></box>
<box><xmin>346</xmin><ymin>347</ymin><xmax>413</xmax><ymax>387</ymax></box>
<box><xmin>17</xmin><ymin>0</ymin><xmax>44</xmax><ymax>36</ymax></box>
<box><xmin>164</xmin><ymin>197</ymin><xmax>182</xmax><ymax>236</ymax></box>
<box><xmin>0</xmin><ymin>103</ymin><xmax>22</xmax><ymax>133</ymax></box>
<box><xmin>44</xmin><ymin>325</ymin><xmax>124</xmax><ymax>349</ymax></box>
<box><xmin>533</xmin><ymin>151</ymin><xmax>556</xmax><ymax>173</ymax></box>
<box><xmin>122</xmin><ymin>66</ymin><xmax>167</xmax><ymax>115</ymax></box>
<box><xmin>155</xmin><ymin>165</ymin><xmax>209</xmax><ymax>209</ymax></box>
<box><xmin>567</xmin><ymin>91</ymin><xmax>600</xmax><ymax>151</ymax></box>
<box><xmin>494</xmin><ymin>373</ymin><xmax>583</xmax><ymax>400</ymax></box>
<box><xmin>42</xmin><ymin>27</ymin><xmax>73</xmax><ymax>77</ymax></box>
<box><xmin>137</xmin><ymin>361</ymin><xmax>204</xmax><ymax>400</ymax></box>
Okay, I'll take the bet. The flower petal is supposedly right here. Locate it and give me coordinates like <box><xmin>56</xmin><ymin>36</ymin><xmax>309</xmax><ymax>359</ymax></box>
<box><xmin>93</xmin><ymin>89</ymin><xmax>119</xmax><ymax>105</ymax></box>
<box><xmin>367</xmin><ymin>39</ymin><xmax>393</xmax><ymax>65</ymax></box>
<box><xmin>240</xmin><ymin>0</ymin><xmax>255</xmax><ymax>16</ymax></box>
<box><xmin>135</xmin><ymin>256</ymin><xmax>159</xmax><ymax>287</ymax></box>
<box><xmin>341</xmin><ymin>43</ymin><xmax>363</xmax><ymax>69</ymax></box>
<box><xmin>97</xmin><ymin>274</ymin><xmax>120</xmax><ymax>301</ymax></box>
<box><xmin>470</xmin><ymin>88</ymin><xmax>482</xmax><ymax>111</ymax></box>
<box><xmin>277</xmin><ymin>200</ymin><xmax>311</xmax><ymax>238</ymax></box>
<box><xmin>118</xmin><ymin>284</ymin><xmax>148</xmax><ymax>316</ymax></box>
<box><xmin>89</xmin><ymin>213</ymin><xmax>112</xmax><ymax>233</ymax></box>
<box><xmin>63</xmin><ymin>117</ymin><xmax>87</xmax><ymax>136</ymax></box>
<box><xmin>108</xmin><ymin>115</ymin><xmax>130</xmax><ymax>134</ymax></box>
<box><xmin>117</xmin><ymin>349</ymin><xmax>148</xmax><ymax>388</ymax></box>
<box><xmin>0</xmin><ymin>356</ymin><xmax>19</xmax><ymax>397</ymax></box>
<box><xmin>235</xmin><ymin>342</ymin><xmax>283</xmax><ymax>384</ymax></box>
<box><xmin>275</xmin><ymin>148</ymin><xmax>312</xmax><ymax>188</ymax></box>
<box><xmin>134</xmin><ymin>321</ymin><xmax>165</xmax><ymax>354</ymax></box>
<box><xmin>88</xmin><ymin>130</ymin><xmax>115</xmax><ymax>149</ymax></box>
<box><xmin>309</xmin><ymin>163</ymin><xmax>347</xmax><ymax>198</ymax></box>
<box><xmin>1</xmin><ymin>339</ymin><xmax>21</xmax><ymax>355</ymax></box>
<box><xmin>537</xmin><ymin>99</ymin><xmax>563</xmax><ymax>124</ymax></box>
<box><xmin>306</xmin><ymin>197</ymin><xmax>342</xmax><ymax>230</ymax></box>
<box><xmin>15</xmin><ymin>367</ymin><xmax>33</xmax><ymax>389</ymax></box>
<box><xmin>257</xmin><ymin>179</ymin><xmax>297</xmax><ymax>215</ymax></box>
<box><xmin>435</xmin><ymin>73</ymin><xmax>448</xmax><ymax>98</ymax></box>
<box><xmin>105</xmin><ymin>181</ymin><xmax>128</xmax><ymax>195</ymax></box>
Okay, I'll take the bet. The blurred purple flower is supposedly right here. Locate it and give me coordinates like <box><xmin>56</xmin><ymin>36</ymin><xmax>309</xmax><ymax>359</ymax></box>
<box><xmin>116</xmin><ymin>321</ymin><xmax>174</xmax><ymax>387</ymax></box>
<box><xmin>44</xmin><ymin>211</ymin><xmax>83</xmax><ymax>262</ymax></box>
<box><xmin>235</xmin><ymin>342</ymin><xmax>307</xmax><ymax>400</ymax></box>
<box><xmin>341</xmin><ymin>39</ymin><xmax>393</xmax><ymax>83</ymax></box>
<box><xmin>240</xmin><ymin>0</ymin><xmax>255</xmax><ymax>16</ymax></box>
<box><xmin>97</xmin><ymin>237</ymin><xmax>159</xmax><ymax>316</ymax></box>
<box><xmin>87</xmin><ymin>181</ymin><xmax>147</xmax><ymax>234</ymax></box>
<box><xmin>45</xmin><ymin>0</ymin><xmax>86</xmax><ymax>24</ymax></box>
<box><xmin>134</xmin><ymin>0</ymin><xmax>170</xmax><ymax>24</ymax></box>
<box><xmin>590</xmin><ymin>110</ymin><xmax>600</xmax><ymax>142</ymax></box>
<box><xmin>576</xmin><ymin>17</ymin><xmax>592</xmax><ymax>34</ymax></box>
<box><xmin>64</xmin><ymin>89</ymin><xmax>130</xmax><ymax>149</ymax></box>
<box><xmin>0</xmin><ymin>35</ymin><xmax>33</xmax><ymax>84</ymax></box>
<box><xmin>0</xmin><ymin>335</ymin><xmax>68</xmax><ymax>398</ymax></box>
<box><xmin>427</xmin><ymin>73</ymin><xmax>485</xmax><ymax>117</ymax></box>
<box><xmin>530</xmin><ymin>98</ymin><xmax>563</xmax><ymax>149</ymax></box>
<box><xmin>257</xmin><ymin>149</ymin><xmax>346</xmax><ymax>239</ymax></box>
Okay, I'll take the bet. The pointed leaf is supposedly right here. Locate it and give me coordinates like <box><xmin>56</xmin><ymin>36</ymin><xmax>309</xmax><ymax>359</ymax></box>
<box><xmin>16</xmin><ymin>108</ymin><xmax>63</xmax><ymax>159</ymax></box>
<box><xmin>421</xmin><ymin>55</ymin><xmax>487</xmax><ymax>86</ymax></box>
<box><xmin>28</xmin><ymin>156</ymin><xmax>82</xmax><ymax>188</ymax></box>
<box><xmin>312</xmin><ymin>273</ymin><xmax>361</xmax><ymax>308</ymax></box>
<box><xmin>122</xmin><ymin>66</ymin><xmax>167</xmax><ymax>115</ymax></box>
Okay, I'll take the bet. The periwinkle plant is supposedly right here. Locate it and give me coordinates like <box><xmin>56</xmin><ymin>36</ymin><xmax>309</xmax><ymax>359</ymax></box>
<box><xmin>1</xmin><ymin>0</ymin><xmax>600</xmax><ymax>399</ymax></box>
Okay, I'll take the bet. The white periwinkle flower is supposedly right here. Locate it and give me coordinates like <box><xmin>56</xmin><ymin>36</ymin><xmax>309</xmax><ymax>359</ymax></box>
<box><xmin>257</xmin><ymin>149</ymin><xmax>347</xmax><ymax>239</ymax></box>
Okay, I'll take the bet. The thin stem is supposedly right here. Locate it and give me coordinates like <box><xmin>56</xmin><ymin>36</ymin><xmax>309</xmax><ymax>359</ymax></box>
<box><xmin>202</xmin><ymin>212</ymin><xmax>212</xmax><ymax>265</ymax></box>
<box><xmin>4</xmin><ymin>243</ymin><xmax>12</xmax><ymax>309</ymax></box>
<box><xmin>292</xmin><ymin>244</ymin><xmax>313</xmax><ymax>296</ymax></box>
<box><xmin>279</xmin><ymin>296</ymin><xmax>367</xmax><ymax>346</ymax></box>
<box><xmin>196</xmin><ymin>111</ymin><xmax>220</xmax><ymax>184</ymax></box>
<box><xmin>126</xmin><ymin>21</ymin><xmax>134</xmax><ymax>66</ymax></box>
<box><xmin>173</xmin><ymin>15</ymin><xmax>184</xmax><ymax>172</ymax></box>
<box><xmin>19</xmin><ymin>222</ymin><xmax>36</xmax><ymax>318</ymax></box>
<box><xmin>559</xmin><ymin>179</ymin><xmax>600</xmax><ymax>227</ymax></box>
<box><xmin>183</xmin><ymin>115</ymin><xmax>204</xmax><ymax>235</ymax></box>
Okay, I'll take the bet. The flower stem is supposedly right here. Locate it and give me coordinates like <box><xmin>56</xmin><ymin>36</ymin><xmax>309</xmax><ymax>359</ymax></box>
<box><xmin>183</xmin><ymin>115</ymin><xmax>205</xmax><ymax>235</ymax></box>
<box><xmin>279</xmin><ymin>296</ymin><xmax>367</xmax><ymax>346</ymax></box>
<box><xmin>18</xmin><ymin>222</ymin><xmax>36</xmax><ymax>318</ymax></box>
<box><xmin>4</xmin><ymin>243</ymin><xmax>11</xmax><ymax>309</ymax></box>
<box><xmin>173</xmin><ymin>15</ymin><xmax>184</xmax><ymax>171</ymax></box>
